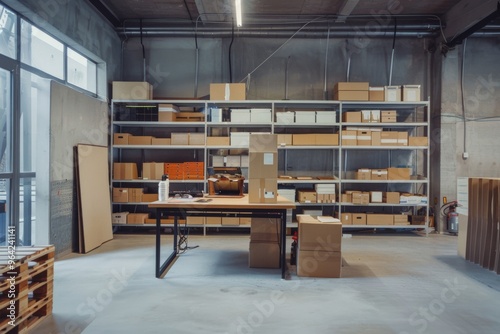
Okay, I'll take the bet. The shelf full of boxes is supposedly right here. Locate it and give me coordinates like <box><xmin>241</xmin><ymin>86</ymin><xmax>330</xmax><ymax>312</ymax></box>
<box><xmin>110</xmin><ymin>81</ymin><xmax>430</xmax><ymax>233</ymax></box>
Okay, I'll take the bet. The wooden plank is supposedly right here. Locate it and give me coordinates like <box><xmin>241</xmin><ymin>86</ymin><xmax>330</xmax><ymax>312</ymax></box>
<box><xmin>478</xmin><ymin>179</ymin><xmax>490</xmax><ymax>266</ymax></box>
<box><xmin>495</xmin><ymin>180</ymin><xmax>500</xmax><ymax>274</ymax></box>
<box><xmin>485</xmin><ymin>180</ymin><xmax>498</xmax><ymax>270</ymax></box>
<box><xmin>466</xmin><ymin>178</ymin><xmax>479</xmax><ymax>262</ymax></box>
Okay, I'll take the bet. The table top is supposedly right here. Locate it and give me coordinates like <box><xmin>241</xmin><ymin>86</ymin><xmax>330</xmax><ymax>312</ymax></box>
<box><xmin>148</xmin><ymin>195</ymin><xmax>296</xmax><ymax>210</ymax></box>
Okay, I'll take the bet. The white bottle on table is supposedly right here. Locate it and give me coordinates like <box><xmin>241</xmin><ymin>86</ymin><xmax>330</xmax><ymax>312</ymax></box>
<box><xmin>158</xmin><ymin>174</ymin><xmax>169</xmax><ymax>201</ymax></box>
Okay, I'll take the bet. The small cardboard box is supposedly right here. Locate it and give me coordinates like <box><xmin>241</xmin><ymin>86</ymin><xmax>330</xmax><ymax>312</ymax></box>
<box><xmin>381</xmin><ymin>110</ymin><xmax>397</xmax><ymax>122</ymax></box>
<box><xmin>128</xmin><ymin>136</ymin><xmax>153</xmax><ymax>145</ymax></box>
<box><xmin>207</xmin><ymin>137</ymin><xmax>230</xmax><ymax>146</ymax></box>
<box><xmin>298</xmin><ymin>220</ymin><xmax>342</xmax><ymax>251</ymax></box>
<box><xmin>370</xmin><ymin>191</ymin><xmax>383</xmax><ymax>203</ymax></box>
<box><xmin>369</xmin><ymin>87</ymin><xmax>385</xmax><ymax>101</ymax></box>
<box><xmin>112</xmin><ymin>212</ymin><xmax>128</xmax><ymax>225</ymax></box>
<box><xmin>297</xmin><ymin>189</ymin><xmax>317</xmax><ymax>203</ymax></box>
<box><xmin>297</xmin><ymin>250</ymin><xmax>341</xmax><ymax>278</ymax></box>
<box><xmin>250</xmin><ymin>218</ymin><xmax>280</xmax><ymax>242</ymax></box>
<box><xmin>248</xmin><ymin>178</ymin><xmax>278</xmax><ymax>203</ymax></box>
<box><xmin>171</xmin><ymin>133</ymin><xmax>189</xmax><ymax>145</ymax></box>
<box><xmin>339</xmin><ymin>212</ymin><xmax>352</xmax><ymax>225</ymax></box>
<box><xmin>381</xmin><ymin>132</ymin><xmax>399</xmax><ymax>146</ymax></box>
<box><xmin>397</xmin><ymin>132</ymin><xmax>408</xmax><ymax>146</ymax></box>
<box><xmin>335</xmin><ymin>82</ymin><xmax>369</xmax><ymax>91</ymax></box>
<box><xmin>277</xmin><ymin>134</ymin><xmax>293</xmax><ymax>146</ymax></box>
<box><xmin>341</xmin><ymin>193</ymin><xmax>352</xmax><ymax>203</ymax></box>
<box><xmin>129</xmin><ymin>188</ymin><xmax>144</xmax><ymax>202</ymax></box>
<box><xmin>112</xmin><ymin>81</ymin><xmax>152</xmax><ymax>100</ymax></box>
<box><xmin>206</xmin><ymin>217</ymin><xmax>222</xmax><ymax>225</ymax></box>
<box><xmin>352</xmin><ymin>213</ymin><xmax>367</xmax><ymax>225</ymax></box>
<box><xmin>112</xmin><ymin>188</ymin><xmax>129</xmax><ymax>203</ymax></box>
<box><xmin>384</xmin><ymin>191</ymin><xmax>401</xmax><ymax>204</ymax></box>
<box><xmin>142</xmin><ymin>162</ymin><xmax>165</xmax><ymax>180</ymax></box>
<box><xmin>356</xmin><ymin>169</ymin><xmax>371</xmax><ymax>180</ymax></box>
<box><xmin>249</xmin><ymin>241</ymin><xmax>280</xmax><ymax>268</ymax></box>
<box><xmin>409</xmin><ymin>136</ymin><xmax>428</xmax><ymax>146</ymax></box>
<box><xmin>151</xmin><ymin>138</ymin><xmax>171</xmax><ymax>145</ymax></box>
<box><xmin>341</xmin><ymin>130</ymin><xmax>357</xmax><ymax>146</ymax></box>
<box><xmin>222</xmin><ymin>217</ymin><xmax>240</xmax><ymax>226</ymax></box>
<box><xmin>295</xmin><ymin>111</ymin><xmax>316</xmax><ymax>123</ymax></box>
<box><xmin>352</xmin><ymin>192</ymin><xmax>370</xmax><ymax>204</ymax></box>
<box><xmin>114</xmin><ymin>133</ymin><xmax>130</xmax><ymax>145</ymax></box>
<box><xmin>210</xmin><ymin>83</ymin><xmax>246</xmax><ymax>101</ymax></box>
<box><xmin>371</xmin><ymin>110</ymin><xmax>381</xmax><ymax>122</ymax></box>
<box><xmin>371</xmin><ymin>169</ymin><xmax>388</xmax><ymax>180</ymax></box>
<box><xmin>231</xmin><ymin>109</ymin><xmax>251</xmax><ymax>123</ymax></box>
<box><xmin>113</xmin><ymin>162</ymin><xmax>138</xmax><ymax>180</ymax></box>
<box><xmin>142</xmin><ymin>193</ymin><xmax>159</xmax><ymax>202</ymax></box>
<box><xmin>394</xmin><ymin>214</ymin><xmax>410</xmax><ymax>225</ymax></box>
<box><xmin>189</xmin><ymin>133</ymin><xmax>205</xmax><ymax>145</ymax></box>
<box><xmin>367</xmin><ymin>214</ymin><xmax>394</xmax><ymax>225</ymax></box>
<box><xmin>292</xmin><ymin>134</ymin><xmax>316</xmax><ymax>146</ymax></box>
<box><xmin>240</xmin><ymin>217</ymin><xmax>252</xmax><ymax>225</ymax></box>
<box><xmin>187</xmin><ymin>217</ymin><xmax>206</xmax><ymax>225</ymax></box>
<box><xmin>384</xmin><ymin>86</ymin><xmax>402</xmax><ymax>102</ymax></box>
<box><xmin>402</xmin><ymin>85</ymin><xmax>421</xmax><ymax>102</ymax></box>
<box><xmin>371</xmin><ymin>131</ymin><xmax>382</xmax><ymax>146</ymax></box>
<box><xmin>357</xmin><ymin>130</ymin><xmax>371</xmax><ymax>146</ymax></box>
<box><xmin>361</xmin><ymin>110</ymin><xmax>372</xmax><ymax>123</ymax></box>
<box><xmin>276</xmin><ymin>111</ymin><xmax>295</xmax><ymax>124</ymax></box>
<box><xmin>316</xmin><ymin>134</ymin><xmax>339</xmax><ymax>146</ymax></box>
<box><xmin>342</xmin><ymin>111</ymin><xmax>362</xmax><ymax>123</ymax></box>
<box><xmin>387</xmin><ymin>167</ymin><xmax>411</xmax><ymax>180</ymax></box>
<box><xmin>127</xmin><ymin>213</ymin><xmax>149</xmax><ymax>225</ymax></box>
<box><xmin>158</xmin><ymin>104</ymin><xmax>180</xmax><ymax>121</ymax></box>
<box><xmin>334</xmin><ymin>91</ymin><xmax>369</xmax><ymax>101</ymax></box>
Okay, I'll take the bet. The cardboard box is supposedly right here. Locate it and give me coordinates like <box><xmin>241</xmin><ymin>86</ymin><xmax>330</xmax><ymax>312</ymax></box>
<box><xmin>342</xmin><ymin>111</ymin><xmax>362</xmax><ymax>123</ymax></box>
<box><xmin>402</xmin><ymin>85</ymin><xmax>421</xmax><ymax>102</ymax></box>
<box><xmin>251</xmin><ymin>218</ymin><xmax>280</xmax><ymax>242</ymax></box>
<box><xmin>189</xmin><ymin>133</ymin><xmax>205</xmax><ymax>145</ymax></box>
<box><xmin>370</xmin><ymin>191</ymin><xmax>383</xmax><ymax>203</ymax></box>
<box><xmin>187</xmin><ymin>217</ymin><xmax>206</xmax><ymax>225</ymax></box>
<box><xmin>171</xmin><ymin>133</ymin><xmax>189</xmax><ymax>145</ymax></box>
<box><xmin>151</xmin><ymin>138</ymin><xmax>171</xmax><ymax>145</ymax></box>
<box><xmin>158</xmin><ymin>111</ymin><xmax>175</xmax><ymax>122</ymax></box>
<box><xmin>113</xmin><ymin>162</ymin><xmax>138</xmax><ymax>180</ymax></box>
<box><xmin>387</xmin><ymin>167</ymin><xmax>411</xmax><ymax>180</ymax></box>
<box><xmin>297</xmin><ymin>250</ymin><xmax>341</xmax><ymax>278</ymax></box>
<box><xmin>339</xmin><ymin>212</ymin><xmax>352</xmax><ymax>225</ymax></box>
<box><xmin>394</xmin><ymin>214</ymin><xmax>410</xmax><ymax>225</ymax></box>
<box><xmin>230</xmin><ymin>132</ymin><xmax>250</xmax><ymax>147</ymax></box>
<box><xmin>142</xmin><ymin>193</ymin><xmax>158</xmax><ymax>202</ymax></box>
<box><xmin>129</xmin><ymin>188</ymin><xmax>144</xmax><ymax>202</ymax></box>
<box><xmin>299</xmin><ymin>220</ymin><xmax>342</xmax><ymax>251</ymax></box>
<box><xmin>248</xmin><ymin>152</ymin><xmax>277</xmax><ymax>179</ymax></box>
<box><xmin>112</xmin><ymin>188</ymin><xmax>129</xmax><ymax>203</ymax></box>
<box><xmin>297</xmin><ymin>189</ymin><xmax>317</xmax><ymax>203</ymax></box>
<box><xmin>240</xmin><ymin>217</ymin><xmax>252</xmax><ymax>226</ymax></box>
<box><xmin>276</xmin><ymin>111</ymin><xmax>295</xmax><ymax>124</ymax></box>
<box><xmin>316</xmin><ymin>111</ymin><xmax>336</xmax><ymax>123</ymax></box>
<box><xmin>367</xmin><ymin>214</ymin><xmax>394</xmax><ymax>225</ymax></box>
<box><xmin>112</xmin><ymin>212</ymin><xmax>128</xmax><ymax>225</ymax></box>
<box><xmin>112</xmin><ymin>81</ymin><xmax>152</xmax><ymax>100</ymax></box>
<box><xmin>371</xmin><ymin>131</ymin><xmax>381</xmax><ymax>146</ymax></box>
<box><xmin>206</xmin><ymin>217</ymin><xmax>222</xmax><ymax>225</ymax></box>
<box><xmin>371</xmin><ymin>110</ymin><xmax>381</xmax><ymax>122</ymax></box>
<box><xmin>295</xmin><ymin>111</ymin><xmax>316</xmax><ymax>123</ymax></box>
<box><xmin>292</xmin><ymin>134</ymin><xmax>316</xmax><ymax>146</ymax></box>
<box><xmin>114</xmin><ymin>133</ymin><xmax>130</xmax><ymax>145</ymax></box>
<box><xmin>221</xmin><ymin>217</ymin><xmax>240</xmax><ymax>226</ymax></box>
<box><xmin>357</xmin><ymin>130</ymin><xmax>371</xmax><ymax>146</ymax></box>
<box><xmin>409</xmin><ymin>136</ymin><xmax>428</xmax><ymax>146</ymax></box>
<box><xmin>128</xmin><ymin>136</ymin><xmax>153</xmax><ymax>145</ymax></box>
<box><xmin>384</xmin><ymin>86</ymin><xmax>402</xmax><ymax>102</ymax></box>
<box><xmin>250</xmin><ymin>108</ymin><xmax>272</xmax><ymax>123</ymax></box>
<box><xmin>248</xmin><ymin>178</ymin><xmax>278</xmax><ymax>203</ymax></box>
<box><xmin>397</xmin><ymin>132</ymin><xmax>408</xmax><ymax>146</ymax></box>
<box><xmin>341</xmin><ymin>193</ymin><xmax>352</xmax><ymax>203</ymax></box>
<box><xmin>371</xmin><ymin>169</ymin><xmax>388</xmax><ymax>180</ymax></box>
<box><xmin>381</xmin><ymin>132</ymin><xmax>399</xmax><ymax>146</ymax></box>
<box><xmin>335</xmin><ymin>91</ymin><xmax>369</xmax><ymax>101</ymax></box>
<box><xmin>335</xmin><ymin>82</ymin><xmax>369</xmax><ymax>91</ymax></box>
<box><xmin>226</xmin><ymin>155</ymin><xmax>241</xmax><ymax>167</ymax></box>
<box><xmin>249</xmin><ymin>241</ymin><xmax>280</xmax><ymax>268</ymax></box>
<box><xmin>212</xmin><ymin>156</ymin><xmax>225</xmax><ymax>167</ymax></box>
<box><xmin>207</xmin><ymin>136</ymin><xmax>230</xmax><ymax>146</ymax></box>
<box><xmin>127</xmin><ymin>213</ymin><xmax>149</xmax><ymax>225</ymax></box>
<box><xmin>210</xmin><ymin>83</ymin><xmax>246</xmax><ymax>101</ymax></box>
<box><xmin>356</xmin><ymin>169</ymin><xmax>371</xmax><ymax>180</ymax></box>
<box><xmin>316</xmin><ymin>134</ymin><xmax>339</xmax><ymax>146</ymax></box>
<box><xmin>352</xmin><ymin>213</ymin><xmax>367</xmax><ymax>225</ymax></box>
<box><xmin>381</xmin><ymin>110</ymin><xmax>397</xmax><ymax>122</ymax></box>
<box><xmin>384</xmin><ymin>192</ymin><xmax>400</xmax><ymax>204</ymax></box>
<box><xmin>240</xmin><ymin>155</ymin><xmax>249</xmax><ymax>167</ymax></box>
<box><xmin>249</xmin><ymin>134</ymin><xmax>277</xmax><ymax>152</ymax></box>
<box><xmin>352</xmin><ymin>192</ymin><xmax>370</xmax><ymax>204</ymax></box>
<box><xmin>369</xmin><ymin>87</ymin><xmax>385</xmax><ymax>101</ymax></box>
<box><xmin>361</xmin><ymin>110</ymin><xmax>372</xmax><ymax>123</ymax></box>
<box><xmin>231</xmin><ymin>109</ymin><xmax>251</xmax><ymax>123</ymax></box>
<box><xmin>341</xmin><ymin>130</ymin><xmax>357</xmax><ymax>146</ymax></box>
<box><xmin>142</xmin><ymin>162</ymin><xmax>165</xmax><ymax>180</ymax></box>
<box><xmin>277</xmin><ymin>134</ymin><xmax>293</xmax><ymax>146</ymax></box>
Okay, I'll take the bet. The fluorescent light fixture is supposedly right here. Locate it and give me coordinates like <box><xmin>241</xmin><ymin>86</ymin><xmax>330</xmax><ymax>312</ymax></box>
<box><xmin>235</xmin><ymin>0</ymin><xmax>242</xmax><ymax>27</ymax></box>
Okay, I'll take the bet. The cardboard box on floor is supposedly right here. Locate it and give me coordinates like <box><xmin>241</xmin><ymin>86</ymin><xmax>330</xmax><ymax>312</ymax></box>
<box><xmin>297</xmin><ymin>250</ymin><xmax>342</xmax><ymax>278</ymax></box>
<box><xmin>251</xmin><ymin>218</ymin><xmax>280</xmax><ymax>242</ymax></box>
<box><xmin>249</xmin><ymin>241</ymin><xmax>280</xmax><ymax>268</ymax></box>
<box><xmin>298</xmin><ymin>218</ymin><xmax>342</xmax><ymax>252</ymax></box>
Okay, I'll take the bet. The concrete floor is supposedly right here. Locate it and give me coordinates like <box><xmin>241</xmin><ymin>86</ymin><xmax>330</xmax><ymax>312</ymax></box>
<box><xmin>34</xmin><ymin>231</ymin><xmax>500</xmax><ymax>334</ymax></box>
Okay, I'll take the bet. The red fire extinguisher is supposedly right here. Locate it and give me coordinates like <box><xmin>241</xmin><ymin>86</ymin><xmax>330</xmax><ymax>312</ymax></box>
<box><xmin>290</xmin><ymin>231</ymin><xmax>298</xmax><ymax>265</ymax></box>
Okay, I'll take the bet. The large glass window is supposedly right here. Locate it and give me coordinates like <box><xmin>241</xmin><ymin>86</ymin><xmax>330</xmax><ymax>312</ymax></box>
<box><xmin>21</xmin><ymin>20</ymin><xmax>64</xmax><ymax>79</ymax></box>
<box><xmin>0</xmin><ymin>179</ymin><xmax>10</xmax><ymax>246</ymax></box>
<box><xmin>0</xmin><ymin>4</ymin><xmax>17</xmax><ymax>59</ymax></box>
<box><xmin>0</xmin><ymin>68</ymin><xmax>11</xmax><ymax>173</ymax></box>
<box><xmin>19</xmin><ymin>177</ymin><xmax>35</xmax><ymax>245</ymax></box>
<box><xmin>67</xmin><ymin>48</ymin><xmax>97</xmax><ymax>94</ymax></box>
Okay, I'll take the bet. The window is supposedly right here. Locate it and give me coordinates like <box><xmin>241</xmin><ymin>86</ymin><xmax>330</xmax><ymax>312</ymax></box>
<box><xmin>67</xmin><ymin>48</ymin><xmax>97</xmax><ymax>94</ymax></box>
<box><xmin>21</xmin><ymin>20</ymin><xmax>64</xmax><ymax>79</ymax></box>
<box><xmin>0</xmin><ymin>68</ymin><xmax>11</xmax><ymax>173</ymax></box>
<box><xmin>0</xmin><ymin>4</ymin><xmax>17</xmax><ymax>59</ymax></box>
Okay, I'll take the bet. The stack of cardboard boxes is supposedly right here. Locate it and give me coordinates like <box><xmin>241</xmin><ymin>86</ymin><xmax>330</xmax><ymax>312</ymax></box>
<box><xmin>248</xmin><ymin>134</ymin><xmax>278</xmax><ymax>203</ymax></box>
<box><xmin>248</xmin><ymin>218</ymin><xmax>281</xmax><ymax>268</ymax></box>
<box><xmin>297</xmin><ymin>215</ymin><xmax>342</xmax><ymax>278</ymax></box>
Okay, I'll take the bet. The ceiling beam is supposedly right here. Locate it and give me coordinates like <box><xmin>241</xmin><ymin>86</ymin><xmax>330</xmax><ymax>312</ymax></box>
<box><xmin>194</xmin><ymin>0</ymin><xmax>232</xmax><ymax>24</ymax></box>
<box><xmin>86</xmin><ymin>0</ymin><xmax>121</xmax><ymax>27</ymax></box>
<box><xmin>442</xmin><ymin>0</ymin><xmax>500</xmax><ymax>48</ymax></box>
<box><xmin>336</xmin><ymin>0</ymin><xmax>360</xmax><ymax>23</ymax></box>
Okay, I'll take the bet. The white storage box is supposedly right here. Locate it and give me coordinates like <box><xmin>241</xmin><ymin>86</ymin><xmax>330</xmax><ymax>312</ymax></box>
<box><xmin>384</xmin><ymin>86</ymin><xmax>402</xmax><ymax>102</ymax></box>
<box><xmin>276</xmin><ymin>111</ymin><xmax>295</xmax><ymax>124</ymax></box>
<box><xmin>315</xmin><ymin>111</ymin><xmax>336</xmax><ymax>124</ymax></box>
<box><xmin>250</xmin><ymin>108</ymin><xmax>272</xmax><ymax>123</ymax></box>
<box><xmin>210</xmin><ymin>108</ymin><xmax>223</xmax><ymax>122</ymax></box>
<box><xmin>226</xmin><ymin>155</ymin><xmax>241</xmax><ymax>167</ymax></box>
<box><xmin>241</xmin><ymin>155</ymin><xmax>249</xmax><ymax>167</ymax></box>
<box><xmin>295</xmin><ymin>111</ymin><xmax>316</xmax><ymax>123</ymax></box>
<box><xmin>212</xmin><ymin>156</ymin><xmax>225</xmax><ymax>167</ymax></box>
<box><xmin>230</xmin><ymin>132</ymin><xmax>250</xmax><ymax>147</ymax></box>
<box><xmin>231</xmin><ymin>109</ymin><xmax>251</xmax><ymax>123</ymax></box>
<box><xmin>112</xmin><ymin>212</ymin><xmax>129</xmax><ymax>225</ymax></box>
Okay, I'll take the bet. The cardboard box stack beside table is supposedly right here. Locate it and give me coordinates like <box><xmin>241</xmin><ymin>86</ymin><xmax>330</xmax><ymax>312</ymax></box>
<box><xmin>248</xmin><ymin>134</ymin><xmax>278</xmax><ymax>203</ymax></box>
<box><xmin>248</xmin><ymin>218</ymin><xmax>281</xmax><ymax>268</ymax></box>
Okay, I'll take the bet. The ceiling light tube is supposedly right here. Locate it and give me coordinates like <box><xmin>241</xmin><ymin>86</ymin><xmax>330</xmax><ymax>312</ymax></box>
<box><xmin>235</xmin><ymin>0</ymin><xmax>242</xmax><ymax>27</ymax></box>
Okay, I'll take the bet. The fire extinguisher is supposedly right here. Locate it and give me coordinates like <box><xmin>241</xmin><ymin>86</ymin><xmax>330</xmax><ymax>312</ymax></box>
<box><xmin>440</xmin><ymin>201</ymin><xmax>459</xmax><ymax>234</ymax></box>
<box><xmin>290</xmin><ymin>231</ymin><xmax>298</xmax><ymax>265</ymax></box>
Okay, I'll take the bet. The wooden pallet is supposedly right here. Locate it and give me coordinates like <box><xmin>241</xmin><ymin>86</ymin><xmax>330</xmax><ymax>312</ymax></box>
<box><xmin>174</xmin><ymin>112</ymin><xmax>205</xmax><ymax>122</ymax></box>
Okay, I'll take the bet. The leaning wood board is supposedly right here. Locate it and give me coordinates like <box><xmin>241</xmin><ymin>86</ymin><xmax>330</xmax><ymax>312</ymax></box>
<box><xmin>76</xmin><ymin>144</ymin><xmax>113</xmax><ymax>253</ymax></box>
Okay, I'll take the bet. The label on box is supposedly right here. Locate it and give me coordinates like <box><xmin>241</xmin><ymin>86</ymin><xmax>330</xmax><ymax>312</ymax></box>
<box><xmin>263</xmin><ymin>153</ymin><xmax>274</xmax><ymax>165</ymax></box>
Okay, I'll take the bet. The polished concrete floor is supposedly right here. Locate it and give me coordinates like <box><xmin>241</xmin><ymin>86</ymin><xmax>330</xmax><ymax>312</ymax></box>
<box><xmin>34</xmin><ymin>230</ymin><xmax>500</xmax><ymax>334</ymax></box>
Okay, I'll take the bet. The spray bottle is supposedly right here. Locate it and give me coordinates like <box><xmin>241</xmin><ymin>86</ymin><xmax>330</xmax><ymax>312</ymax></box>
<box><xmin>158</xmin><ymin>174</ymin><xmax>169</xmax><ymax>201</ymax></box>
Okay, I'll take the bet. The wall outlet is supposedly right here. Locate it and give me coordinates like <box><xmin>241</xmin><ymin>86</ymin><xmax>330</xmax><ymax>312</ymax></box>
<box><xmin>462</xmin><ymin>152</ymin><xmax>469</xmax><ymax>160</ymax></box>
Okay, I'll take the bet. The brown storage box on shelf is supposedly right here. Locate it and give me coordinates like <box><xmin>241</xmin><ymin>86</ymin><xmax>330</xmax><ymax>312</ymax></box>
<box><xmin>249</xmin><ymin>241</ymin><xmax>280</xmax><ymax>268</ymax></box>
<box><xmin>171</xmin><ymin>133</ymin><xmax>189</xmax><ymax>145</ymax></box>
<box><xmin>334</xmin><ymin>82</ymin><xmax>369</xmax><ymax>101</ymax></box>
<box><xmin>409</xmin><ymin>136</ymin><xmax>428</xmax><ymax>146</ymax></box>
<box><xmin>394</xmin><ymin>214</ymin><xmax>410</xmax><ymax>225</ymax></box>
<box><xmin>151</xmin><ymin>138</ymin><xmax>171</xmax><ymax>145</ymax></box>
<box><xmin>341</xmin><ymin>130</ymin><xmax>357</xmax><ymax>146</ymax></box>
<box><xmin>371</xmin><ymin>169</ymin><xmax>388</xmax><ymax>180</ymax></box>
<box><xmin>381</xmin><ymin>110</ymin><xmax>397</xmax><ymax>122</ymax></box>
<box><xmin>250</xmin><ymin>218</ymin><xmax>280</xmax><ymax>242</ymax></box>
<box><xmin>315</xmin><ymin>133</ymin><xmax>339</xmax><ymax>146</ymax></box>
<box><xmin>297</xmin><ymin>189</ymin><xmax>317</xmax><ymax>203</ymax></box>
<box><xmin>113</xmin><ymin>162</ymin><xmax>138</xmax><ymax>180</ymax></box>
<box><xmin>369</xmin><ymin>87</ymin><xmax>385</xmax><ymax>101</ymax></box>
<box><xmin>129</xmin><ymin>188</ymin><xmax>144</xmax><ymax>202</ymax></box>
<box><xmin>128</xmin><ymin>136</ymin><xmax>153</xmax><ymax>145</ymax></box>
<box><xmin>210</xmin><ymin>83</ymin><xmax>246</xmax><ymax>100</ymax></box>
<box><xmin>397</xmin><ymin>132</ymin><xmax>409</xmax><ymax>146</ymax></box>
<box><xmin>352</xmin><ymin>213</ymin><xmax>367</xmax><ymax>225</ymax></box>
<box><xmin>367</xmin><ymin>214</ymin><xmax>395</xmax><ymax>225</ymax></box>
<box><xmin>292</xmin><ymin>134</ymin><xmax>316</xmax><ymax>146</ymax></box>
<box><xmin>127</xmin><ymin>213</ymin><xmax>149</xmax><ymax>225</ymax></box>
<box><xmin>222</xmin><ymin>217</ymin><xmax>240</xmax><ymax>226</ymax></box>
<box><xmin>142</xmin><ymin>162</ymin><xmax>165</xmax><ymax>180</ymax></box>
<box><xmin>387</xmin><ymin>167</ymin><xmax>411</xmax><ymax>180</ymax></box>
<box><xmin>339</xmin><ymin>212</ymin><xmax>352</xmax><ymax>225</ymax></box>
<box><xmin>175</xmin><ymin>112</ymin><xmax>205</xmax><ymax>122</ymax></box>
<box><xmin>207</xmin><ymin>137</ymin><xmax>230</xmax><ymax>146</ymax></box>
<box><xmin>357</xmin><ymin>130</ymin><xmax>371</xmax><ymax>146</ymax></box>
<box><xmin>381</xmin><ymin>132</ymin><xmax>399</xmax><ymax>146</ymax></box>
<box><xmin>186</xmin><ymin>217</ymin><xmax>206</xmax><ymax>225</ymax></box>
<box><xmin>189</xmin><ymin>133</ymin><xmax>205</xmax><ymax>145</ymax></box>
<box><xmin>342</xmin><ymin>111</ymin><xmax>362</xmax><ymax>123</ymax></box>
<box><xmin>142</xmin><ymin>193</ymin><xmax>159</xmax><ymax>202</ymax></box>
<box><xmin>112</xmin><ymin>81</ymin><xmax>153</xmax><ymax>100</ymax></box>
<box><xmin>352</xmin><ymin>192</ymin><xmax>370</xmax><ymax>204</ymax></box>
<box><xmin>341</xmin><ymin>193</ymin><xmax>352</xmax><ymax>203</ymax></box>
<box><xmin>277</xmin><ymin>134</ymin><xmax>293</xmax><ymax>146</ymax></box>
<box><xmin>114</xmin><ymin>133</ymin><xmax>130</xmax><ymax>145</ymax></box>
<box><xmin>371</xmin><ymin>131</ymin><xmax>382</xmax><ymax>146</ymax></box>
<box><xmin>356</xmin><ymin>168</ymin><xmax>371</xmax><ymax>180</ymax></box>
<box><xmin>384</xmin><ymin>191</ymin><xmax>401</xmax><ymax>204</ymax></box>
<box><xmin>112</xmin><ymin>188</ymin><xmax>129</xmax><ymax>203</ymax></box>
<box><xmin>158</xmin><ymin>104</ymin><xmax>180</xmax><ymax>121</ymax></box>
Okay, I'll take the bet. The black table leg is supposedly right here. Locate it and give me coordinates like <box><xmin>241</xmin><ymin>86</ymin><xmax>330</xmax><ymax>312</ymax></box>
<box><xmin>281</xmin><ymin>209</ymin><xmax>287</xmax><ymax>279</ymax></box>
<box><xmin>156</xmin><ymin>209</ymin><xmax>179</xmax><ymax>278</ymax></box>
